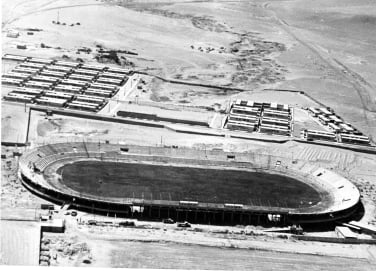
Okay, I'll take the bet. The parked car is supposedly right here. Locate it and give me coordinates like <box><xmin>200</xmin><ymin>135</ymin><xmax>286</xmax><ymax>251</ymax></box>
<box><xmin>177</xmin><ymin>221</ymin><xmax>191</xmax><ymax>228</ymax></box>
<box><xmin>162</xmin><ymin>218</ymin><xmax>175</xmax><ymax>224</ymax></box>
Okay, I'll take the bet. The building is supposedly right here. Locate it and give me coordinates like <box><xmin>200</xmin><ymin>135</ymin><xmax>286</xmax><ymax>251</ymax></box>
<box><xmin>328</xmin><ymin>123</ymin><xmax>341</xmax><ymax>132</ymax></box>
<box><xmin>54</xmin><ymin>85</ymin><xmax>82</xmax><ymax>93</ymax></box>
<box><xmin>4</xmin><ymin>92</ymin><xmax>35</xmax><ymax>103</ymax></box>
<box><xmin>54</xmin><ymin>61</ymin><xmax>80</xmax><ymax>68</ymax></box>
<box><xmin>261</xmin><ymin>117</ymin><xmax>290</xmax><ymax>128</ymax></box>
<box><xmin>12</xmin><ymin>88</ymin><xmax>43</xmax><ymax>96</ymax></box>
<box><xmin>74</xmin><ymin>68</ymin><xmax>99</xmax><ymax>76</ymax></box>
<box><xmin>101</xmin><ymin>72</ymin><xmax>127</xmax><ymax>80</ymax></box>
<box><xmin>231</xmin><ymin>105</ymin><xmax>260</xmax><ymax>116</ymax></box>
<box><xmin>60</xmin><ymin>79</ymin><xmax>89</xmax><ymax>88</ymax></box>
<box><xmin>68</xmin><ymin>74</ymin><xmax>95</xmax><ymax>82</ymax></box>
<box><xmin>335</xmin><ymin>226</ymin><xmax>357</xmax><ymax>239</ymax></box>
<box><xmin>32</xmin><ymin>75</ymin><xmax>60</xmax><ymax>84</ymax></box>
<box><xmin>339</xmin><ymin>134</ymin><xmax>370</xmax><ymax>145</ymax></box>
<box><xmin>19</xmin><ymin>62</ymin><xmax>46</xmax><ymax>69</ymax></box>
<box><xmin>228</xmin><ymin>113</ymin><xmax>258</xmax><ymax>124</ymax></box>
<box><xmin>304</xmin><ymin>130</ymin><xmax>336</xmax><ymax>142</ymax></box>
<box><xmin>47</xmin><ymin>65</ymin><xmax>73</xmax><ymax>73</ymax></box>
<box><xmin>35</xmin><ymin>97</ymin><xmax>68</xmax><ymax>107</ymax></box>
<box><xmin>2</xmin><ymin>72</ymin><xmax>31</xmax><ymax>80</ymax></box>
<box><xmin>1</xmin><ymin>77</ymin><xmax>23</xmax><ymax>86</ymax></box>
<box><xmin>40</xmin><ymin>70</ymin><xmax>67</xmax><ymax>78</ymax></box>
<box><xmin>96</xmin><ymin>77</ymin><xmax>123</xmax><ymax>86</ymax></box>
<box><xmin>89</xmin><ymin>83</ymin><xmax>118</xmax><ymax>91</ymax></box>
<box><xmin>259</xmin><ymin>124</ymin><xmax>290</xmax><ymax>136</ymax></box>
<box><xmin>269</xmin><ymin>102</ymin><xmax>289</xmax><ymax>112</ymax></box>
<box><xmin>339</xmin><ymin>123</ymin><xmax>354</xmax><ymax>133</ymax></box>
<box><xmin>308</xmin><ymin>107</ymin><xmax>320</xmax><ymax>117</ymax></box>
<box><xmin>80</xmin><ymin>64</ymin><xmax>106</xmax><ymax>72</ymax></box>
<box><xmin>75</xmin><ymin>94</ymin><xmax>104</xmax><ymax>105</ymax></box>
<box><xmin>44</xmin><ymin>91</ymin><xmax>74</xmax><ymax>100</ymax></box>
<box><xmin>319</xmin><ymin>107</ymin><xmax>333</xmax><ymax>116</ymax></box>
<box><xmin>318</xmin><ymin>114</ymin><xmax>331</xmax><ymax>125</ymax></box>
<box><xmin>67</xmin><ymin>101</ymin><xmax>99</xmax><ymax>112</ymax></box>
<box><xmin>13</xmin><ymin>67</ymin><xmax>40</xmax><ymax>74</ymax></box>
<box><xmin>226</xmin><ymin>120</ymin><xmax>256</xmax><ymax>132</ymax></box>
<box><xmin>84</xmin><ymin>88</ymin><xmax>113</xmax><ymax>98</ymax></box>
<box><xmin>27</xmin><ymin>57</ymin><xmax>54</xmax><ymax>65</ymax></box>
<box><xmin>107</xmin><ymin>67</ymin><xmax>130</xmax><ymax>75</ymax></box>
<box><xmin>262</xmin><ymin>109</ymin><xmax>290</xmax><ymax>120</ymax></box>
<box><xmin>2</xmin><ymin>54</ymin><xmax>28</xmax><ymax>62</ymax></box>
<box><xmin>328</xmin><ymin>115</ymin><xmax>343</xmax><ymax>125</ymax></box>
<box><xmin>24</xmin><ymin>80</ymin><xmax>53</xmax><ymax>90</ymax></box>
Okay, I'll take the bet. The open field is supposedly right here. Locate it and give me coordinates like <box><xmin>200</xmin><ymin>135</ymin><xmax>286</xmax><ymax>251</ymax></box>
<box><xmin>58</xmin><ymin>160</ymin><xmax>322</xmax><ymax>207</ymax></box>
<box><xmin>0</xmin><ymin>220</ymin><xmax>41</xmax><ymax>266</ymax></box>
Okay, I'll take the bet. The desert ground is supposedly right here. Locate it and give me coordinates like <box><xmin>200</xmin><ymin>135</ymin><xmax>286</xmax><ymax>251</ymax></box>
<box><xmin>2</xmin><ymin>0</ymin><xmax>376</xmax><ymax>269</ymax></box>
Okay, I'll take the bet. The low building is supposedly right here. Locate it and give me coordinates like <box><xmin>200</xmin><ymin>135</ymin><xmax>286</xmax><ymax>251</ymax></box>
<box><xmin>231</xmin><ymin>105</ymin><xmax>260</xmax><ymax>116</ymax></box>
<box><xmin>2</xmin><ymin>54</ymin><xmax>27</xmax><ymax>62</ymax></box>
<box><xmin>35</xmin><ymin>97</ymin><xmax>68</xmax><ymax>107</ymax></box>
<box><xmin>304</xmin><ymin>129</ymin><xmax>336</xmax><ymax>142</ymax></box>
<box><xmin>308</xmin><ymin>107</ymin><xmax>320</xmax><ymax>117</ymax></box>
<box><xmin>339</xmin><ymin>134</ymin><xmax>370</xmax><ymax>145</ymax></box>
<box><xmin>259</xmin><ymin>124</ymin><xmax>290</xmax><ymax>136</ymax></box>
<box><xmin>335</xmin><ymin>226</ymin><xmax>357</xmax><ymax>239</ymax></box>
<box><xmin>263</xmin><ymin>109</ymin><xmax>290</xmax><ymax>120</ymax></box>
<box><xmin>226</xmin><ymin>120</ymin><xmax>256</xmax><ymax>132</ymax></box>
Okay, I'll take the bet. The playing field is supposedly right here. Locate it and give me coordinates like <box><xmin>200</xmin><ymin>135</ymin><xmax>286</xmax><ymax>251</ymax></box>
<box><xmin>58</xmin><ymin>161</ymin><xmax>321</xmax><ymax>208</ymax></box>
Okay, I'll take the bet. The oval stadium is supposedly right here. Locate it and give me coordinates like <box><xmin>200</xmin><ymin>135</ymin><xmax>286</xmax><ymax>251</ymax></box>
<box><xmin>18</xmin><ymin>142</ymin><xmax>361</xmax><ymax>226</ymax></box>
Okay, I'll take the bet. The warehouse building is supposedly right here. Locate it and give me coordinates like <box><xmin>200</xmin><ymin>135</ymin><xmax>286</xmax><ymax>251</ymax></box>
<box><xmin>226</xmin><ymin>120</ymin><xmax>256</xmax><ymax>132</ymax></box>
<box><xmin>35</xmin><ymin>97</ymin><xmax>68</xmax><ymax>107</ymax></box>
<box><xmin>303</xmin><ymin>129</ymin><xmax>336</xmax><ymax>142</ymax></box>
<box><xmin>231</xmin><ymin>105</ymin><xmax>260</xmax><ymax>116</ymax></box>
<box><xmin>89</xmin><ymin>83</ymin><xmax>118</xmax><ymax>91</ymax></box>
<box><xmin>54</xmin><ymin>85</ymin><xmax>82</xmax><ymax>93</ymax></box>
<box><xmin>27</xmin><ymin>57</ymin><xmax>54</xmax><ymax>65</ymax></box>
<box><xmin>2</xmin><ymin>72</ymin><xmax>31</xmax><ymax>80</ymax></box>
<box><xmin>32</xmin><ymin>75</ymin><xmax>60</xmax><ymax>84</ymax></box>
<box><xmin>24</xmin><ymin>80</ymin><xmax>53</xmax><ymax>90</ymax></box>
<box><xmin>40</xmin><ymin>70</ymin><xmax>67</xmax><ymax>78</ymax></box>
<box><xmin>47</xmin><ymin>65</ymin><xmax>73</xmax><ymax>73</ymax></box>
<box><xmin>2</xmin><ymin>54</ymin><xmax>28</xmax><ymax>62</ymax></box>
<box><xmin>84</xmin><ymin>88</ymin><xmax>113</xmax><ymax>98</ymax></box>
<box><xmin>261</xmin><ymin>117</ymin><xmax>290</xmax><ymax>128</ymax></box>
<box><xmin>74</xmin><ymin>68</ymin><xmax>99</xmax><ymax>76</ymax></box>
<box><xmin>80</xmin><ymin>64</ymin><xmax>106</xmax><ymax>72</ymax></box>
<box><xmin>308</xmin><ymin>107</ymin><xmax>320</xmax><ymax>117</ymax></box>
<box><xmin>96</xmin><ymin>77</ymin><xmax>123</xmax><ymax>86</ymax></box>
<box><xmin>262</xmin><ymin>109</ymin><xmax>290</xmax><ymax>120</ymax></box>
<box><xmin>75</xmin><ymin>94</ymin><xmax>105</xmax><ymax>105</ymax></box>
<box><xmin>4</xmin><ymin>92</ymin><xmax>35</xmax><ymax>103</ymax></box>
<box><xmin>259</xmin><ymin>124</ymin><xmax>290</xmax><ymax>136</ymax></box>
<box><xmin>2</xmin><ymin>77</ymin><xmax>23</xmax><ymax>86</ymax></box>
<box><xmin>44</xmin><ymin>91</ymin><xmax>74</xmax><ymax>100</ymax></box>
<box><xmin>60</xmin><ymin>79</ymin><xmax>89</xmax><ymax>88</ymax></box>
<box><xmin>68</xmin><ymin>74</ymin><xmax>95</xmax><ymax>82</ymax></box>
<box><xmin>339</xmin><ymin>134</ymin><xmax>370</xmax><ymax>145</ymax></box>
<box><xmin>67</xmin><ymin>101</ymin><xmax>99</xmax><ymax>112</ymax></box>
<box><xmin>20</xmin><ymin>62</ymin><xmax>46</xmax><ymax>70</ymax></box>
<box><xmin>13</xmin><ymin>67</ymin><xmax>40</xmax><ymax>74</ymax></box>
<box><xmin>12</xmin><ymin>88</ymin><xmax>43</xmax><ymax>96</ymax></box>
<box><xmin>54</xmin><ymin>60</ymin><xmax>80</xmax><ymax>68</ymax></box>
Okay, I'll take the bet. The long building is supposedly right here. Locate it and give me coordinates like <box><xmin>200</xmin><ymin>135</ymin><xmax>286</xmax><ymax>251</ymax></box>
<box><xmin>54</xmin><ymin>85</ymin><xmax>82</xmax><ymax>93</ymax></box>
<box><xmin>12</xmin><ymin>88</ymin><xmax>43</xmax><ymax>96</ymax></box>
<box><xmin>20</xmin><ymin>62</ymin><xmax>46</xmax><ymax>69</ymax></box>
<box><xmin>67</xmin><ymin>101</ymin><xmax>99</xmax><ymax>112</ymax></box>
<box><xmin>47</xmin><ymin>65</ymin><xmax>73</xmax><ymax>73</ymax></box>
<box><xmin>13</xmin><ymin>67</ymin><xmax>40</xmax><ymax>74</ymax></box>
<box><xmin>44</xmin><ymin>91</ymin><xmax>74</xmax><ymax>100</ymax></box>
<box><xmin>2</xmin><ymin>77</ymin><xmax>23</xmax><ymax>86</ymax></box>
<box><xmin>89</xmin><ymin>83</ymin><xmax>117</xmax><ymax>91</ymax></box>
<box><xmin>226</xmin><ymin>120</ymin><xmax>256</xmax><ymax>132</ymax></box>
<box><xmin>259</xmin><ymin>124</ymin><xmax>290</xmax><ymax>136</ymax></box>
<box><xmin>75</xmin><ymin>94</ymin><xmax>104</xmax><ymax>104</ymax></box>
<box><xmin>2</xmin><ymin>72</ymin><xmax>31</xmax><ymax>80</ymax></box>
<box><xmin>27</xmin><ymin>57</ymin><xmax>54</xmax><ymax>65</ymax></box>
<box><xmin>101</xmin><ymin>72</ymin><xmax>127</xmax><ymax>80</ymax></box>
<box><xmin>2</xmin><ymin>54</ymin><xmax>28</xmax><ymax>62</ymax></box>
<box><xmin>73</xmin><ymin>68</ymin><xmax>99</xmax><ymax>76</ymax></box>
<box><xmin>304</xmin><ymin>130</ymin><xmax>336</xmax><ymax>142</ymax></box>
<box><xmin>35</xmin><ymin>97</ymin><xmax>67</xmax><ymax>107</ymax></box>
<box><xmin>32</xmin><ymin>75</ymin><xmax>60</xmax><ymax>84</ymax></box>
<box><xmin>40</xmin><ymin>70</ymin><xmax>67</xmax><ymax>78</ymax></box>
<box><xmin>84</xmin><ymin>88</ymin><xmax>113</xmax><ymax>98</ymax></box>
<box><xmin>24</xmin><ymin>80</ymin><xmax>53</xmax><ymax>89</ymax></box>
<box><xmin>80</xmin><ymin>64</ymin><xmax>106</xmax><ymax>72</ymax></box>
<box><xmin>60</xmin><ymin>79</ymin><xmax>89</xmax><ymax>87</ymax></box>
<box><xmin>261</xmin><ymin>117</ymin><xmax>290</xmax><ymax>128</ymax></box>
<box><xmin>96</xmin><ymin>77</ymin><xmax>123</xmax><ymax>86</ymax></box>
<box><xmin>68</xmin><ymin>74</ymin><xmax>95</xmax><ymax>82</ymax></box>
<box><xmin>231</xmin><ymin>105</ymin><xmax>260</xmax><ymax>116</ymax></box>
<box><xmin>263</xmin><ymin>109</ymin><xmax>290</xmax><ymax>120</ymax></box>
<box><xmin>339</xmin><ymin>134</ymin><xmax>370</xmax><ymax>145</ymax></box>
<box><xmin>54</xmin><ymin>60</ymin><xmax>80</xmax><ymax>68</ymax></box>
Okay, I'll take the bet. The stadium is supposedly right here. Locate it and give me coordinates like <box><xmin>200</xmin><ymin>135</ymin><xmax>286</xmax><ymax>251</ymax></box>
<box><xmin>18</xmin><ymin>142</ymin><xmax>361</xmax><ymax>226</ymax></box>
